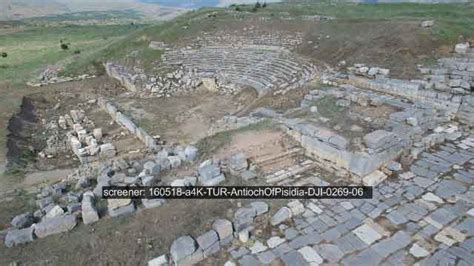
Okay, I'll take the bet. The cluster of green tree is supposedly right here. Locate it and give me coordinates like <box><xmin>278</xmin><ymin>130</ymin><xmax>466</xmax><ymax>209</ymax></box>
<box><xmin>59</xmin><ymin>39</ymin><xmax>81</xmax><ymax>54</ymax></box>
<box><xmin>231</xmin><ymin>1</ymin><xmax>267</xmax><ymax>12</ymax></box>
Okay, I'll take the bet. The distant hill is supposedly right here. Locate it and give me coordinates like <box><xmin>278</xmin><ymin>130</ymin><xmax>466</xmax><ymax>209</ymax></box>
<box><xmin>138</xmin><ymin>0</ymin><xmax>282</xmax><ymax>8</ymax></box>
<box><xmin>0</xmin><ymin>0</ymin><xmax>187</xmax><ymax>21</ymax></box>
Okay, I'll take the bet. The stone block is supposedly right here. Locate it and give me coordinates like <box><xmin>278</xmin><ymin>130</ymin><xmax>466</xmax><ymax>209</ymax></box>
<box><xmin>143</xmin><ymin>161</ymin><xmax>161</xmax><ymax>176</ymax></box>
<box><xmin>44</xmin><ymin>205</ymin><xmax>65</xmax><ymax>219</ymax></box>
<box><xmin>170</xmin><ymin>235</ymin><xmax>198</xmax><ymax>263</ymax></box>
<box><xmin>233</xmin><ymin>207</ymin><xmax>257</xmax><ymax>232</ymax></box>
<box><xmin>455</xmin><ymin>43</ymin><xmax>470</xmax><ymax>54</ymax></box>
<box><xmin>184</xmin><ymin>145</ymin><xmax>198</xmax><ymax>161</ymax></box>
<box><xmin>271</xmin><ymin>207</ymin><xmax>292</xmax><ymax>226</ymax></box>
<box><xmin>148</xmin><ymin>255</ymin><xmax>168</xmax><ymax>266</ymax></box>
<box><xmin>363</xmin><ymin>170</ymin><xmax>387</xmax><ymax>186</ymax></box>
<box><xmin>212</xmin><ymin>219</ymin><xmax>234</xmax><ymax>240</ymax></box>
<box><xmin>168</xmin><ymin>156</ymin><xmax>182</xmax><ymax>169</ymax></box>
<box><xmin>250</xmin><ymin>201</ymin><xmax>269</xmax><ymax>216</ymax></box>
<box><xmin>198</xmin><ymin>164</ymin><xmax>221</xmax><ymax>182</ymax></box>
<box><xmin>82</xmin><ymin>191</ymin><xmax>99</xmax><ymax>225</ymax></box>
<box><xmin>33</xmin><ymin>215</ymin><xmax>77</xmax><ymax>238</ymax></box>
<box><xmin>99</xmin><ymin>143</ymin><xmax>116</xmax><ymax>158</ymax></box>
<box><xmin>229</xmin><ymin>153</ymin><xmax>248</xmax><ymax>172</ymax></box>
<box><xmin>363</xmin><ymin>130</ymin><xmax>397</xmax><ymax>150</ymax></box>
<box><xmin>352</xmin><ymin>224</ymin><xmax>382</xmax><ymax>245</ymax></box>
<box><xmin>196</xmin><ymin>230</ymin><xmax>219</xmax><ymax>251</ymax></box>
<box><xmin>200</xmin><ymin>174</ymin><xmax>225</xmax><ymax>186</ymax></box>
<box><xmin>11</xmin><ymin>212</ymin><xmax>34</xmax><ymax>229</ymax></box>
<box><xmin>4</xmin><ymin>227</ymin><xmax>35</xmax><ymax>247</ymax></box>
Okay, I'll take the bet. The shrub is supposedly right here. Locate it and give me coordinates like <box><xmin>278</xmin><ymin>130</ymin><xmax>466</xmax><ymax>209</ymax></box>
<box><xmin>1</xmin><ymin>52</ymin><xmax>7</xmax><ymax>58</ymax></box>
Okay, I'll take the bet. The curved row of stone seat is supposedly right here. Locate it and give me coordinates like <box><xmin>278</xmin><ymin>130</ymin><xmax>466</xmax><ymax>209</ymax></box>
<box><xmin>162</xmin><ymin>45</ymin><xmax>316</xmax><ymax>95</ymax></box>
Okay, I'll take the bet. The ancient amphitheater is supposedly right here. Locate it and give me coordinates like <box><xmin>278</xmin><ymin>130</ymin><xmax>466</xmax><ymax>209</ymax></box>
<box><xmin>162</xmin><ymin>45</ymin><xmax>317</xmax><ymax>95</ymax></box>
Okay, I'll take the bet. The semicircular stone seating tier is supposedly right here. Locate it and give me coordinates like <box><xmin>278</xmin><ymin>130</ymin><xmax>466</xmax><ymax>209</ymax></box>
<box><xmin>162</xmin><ymin>45</ymin><xmax>318</xmax><ymax>95</ymax></box>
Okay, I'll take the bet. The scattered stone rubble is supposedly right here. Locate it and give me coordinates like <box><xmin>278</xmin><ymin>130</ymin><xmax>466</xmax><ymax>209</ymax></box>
<box><xmin>150</xmin><ymin>134</ymin><xmax>474</xmax><ymax>265</ymax></box>
<box><xmin>40</xmin><ymin>108</ymin><xmax>117</xmax><ymax>163</ymax></box>
<box><xmin>27</xmin><ymin>67</ymin><xmax>95</xmax><ymax>87</ymax></box>
<box><xmin>153</xmin><ymin>201</ymin><xmax>270</xmax><ymax>265</ymax></box>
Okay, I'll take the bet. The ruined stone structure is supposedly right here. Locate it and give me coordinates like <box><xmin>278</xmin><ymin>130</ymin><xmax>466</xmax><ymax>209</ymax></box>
<box><xmin>162</xmin><ymin>45</ymin><xmax>317</xmax><ymax>96</ymax></box>
<box><xmin>98</xmin><ymin>98</ymin><xmax>158</xmax><ymax>151</ymax></box>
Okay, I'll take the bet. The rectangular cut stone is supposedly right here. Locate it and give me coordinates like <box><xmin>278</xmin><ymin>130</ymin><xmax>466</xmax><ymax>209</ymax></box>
<box><xmin>353</xmin><ymin>224</ymin><xmax>382</xmax><ymax>245</ymax></box>
<box><xmin>34</xmin><ymin>215</ymin><xmax>77</xmax><ymax>238</ymax></box>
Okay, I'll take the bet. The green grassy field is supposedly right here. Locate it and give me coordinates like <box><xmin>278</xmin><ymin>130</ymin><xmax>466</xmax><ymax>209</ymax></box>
<box><xmin>236</xmin><ymin>1</ymin><xmax>474</xmax><ymax>41</ymax></box>
<box><xmin>0</xmin><ymin>24</ymin><xmax>139</xmax><ymax>86</ymax></box>
<box><xmin>62</xmin><ymin>2</ymin><xmax>474</xmax><ymax>76</ymax></box>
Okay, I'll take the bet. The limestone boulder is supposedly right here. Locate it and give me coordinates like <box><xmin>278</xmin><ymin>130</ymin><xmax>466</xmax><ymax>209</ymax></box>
<box><xmin>82</xmin><ymin>191</ymin><xmax>99</xmax><ymax>225</ymax></box>
<box><xmin>11</xmin><ymin>212</ymin><xmax>34</xmax><ymax>229</ymax></box>
<box><xmin>170</xmin><ymin>235</ymin><xmax>198</xmax><ymax>263</ymax></box>
<box><xmin>271</xmin><ymin>207</ymin><xmax>292</xmax><ymax>226</ymax></box>
<box><xmin>33</xmin><ymin>215</ymin><xmax>77</xmax><ymax>238</ymax></box>
<box><xmin>4</xmin><ymin>227</ymin><xmax>35</xmax><ymax>247</ymax></box>
<box><xmin>212</xmin><ymin>219</ymin><xmax>233</xmax><ymax>241</ymax></box>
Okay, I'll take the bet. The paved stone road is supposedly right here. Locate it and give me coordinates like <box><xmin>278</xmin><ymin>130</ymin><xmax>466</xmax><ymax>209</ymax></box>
<box><xmin>223</xmin><ymin>136</ymin><xmax>474</xmax><ymax>266</ymax></box>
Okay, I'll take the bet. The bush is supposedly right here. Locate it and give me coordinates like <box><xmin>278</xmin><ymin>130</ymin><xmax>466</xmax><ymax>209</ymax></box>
<box><xmin>1</xmin><ymin>52</ymin><xmax>7</xmax><ymax>58</ymax></box>
<box><xmin>73</xmin><ymin>50</ymin><xmax>81</xmax><ymax>54</ymax></box>
<box><xmin>60</xmin><ymin>43</ymin><xmax>69</xmax><ymax>50</ymax></box>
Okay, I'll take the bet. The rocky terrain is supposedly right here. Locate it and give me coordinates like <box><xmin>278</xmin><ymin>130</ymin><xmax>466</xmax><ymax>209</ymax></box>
<box><xmin>0</xmin><ymin>1</ymin><xmax>473</xmax><ymax>266</ymax></box>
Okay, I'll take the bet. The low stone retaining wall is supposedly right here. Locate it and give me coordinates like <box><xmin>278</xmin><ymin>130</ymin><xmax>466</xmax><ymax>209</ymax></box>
<box><xmin>347</xmin><ymin>75</ymin><xmax>463</xmax><ymax>114</ymax></box>
<box><xmin>98</xmin><ymin>98</ymin><xmax>157</xmax><ymax>151</ymax></box>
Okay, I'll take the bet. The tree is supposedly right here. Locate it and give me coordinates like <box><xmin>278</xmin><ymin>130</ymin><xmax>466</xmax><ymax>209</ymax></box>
<box><xmin>1</xmin><ymin>52</ymin><xmax>7</xmax><ymax>58</ymax></box>
<box><xmin>255</xmin><ymin>1</ymin><xmax>261</xmax><ymax>8</ymax></box>
<box><xmin>262</xmin><ymin>2</ymin><xmax>267</xmax><ymax>8</ymax></box>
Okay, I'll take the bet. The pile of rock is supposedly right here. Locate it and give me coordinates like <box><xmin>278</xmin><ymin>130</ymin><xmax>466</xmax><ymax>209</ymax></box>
<box><xmin>5</xmin><ymin>180</ymin><xmax>80</xmax><ymax>247</ymax></box>
<box><xmin>198</xmin><ymin>160</ymin><xmax>225</xmax><ymax>186</ymax></box>
<box><xmin>348</xmin><ymin>64</ymin><xmax>390</xmax><ymax>79</ymax></box>
<box><xmin>144</xmin><ymin>66</ymin><xmax>204</xmax><ymax>97</ymax></box>
<box><xmin>61</xmin><ymin>109</ymin><xmax>115</xmax><ymax>163</ymax></box>
<box><xmin>26</xmin><ymin>67</ymin><xmax>95</xmax><ymax>87</ymax></box>
<box><xmin>152</xmin><ymin>201</ymin><xmax>269</xmax><ymax>265</ymax></box>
